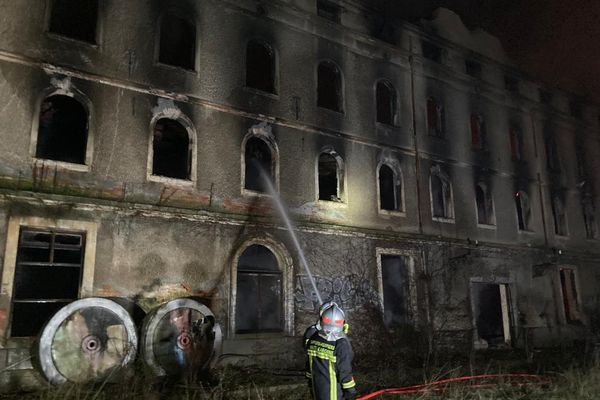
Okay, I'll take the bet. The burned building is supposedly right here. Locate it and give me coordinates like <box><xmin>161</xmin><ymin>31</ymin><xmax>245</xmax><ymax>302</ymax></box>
<box><xmin>0</xmin><ymin>0</ymin><xmax>600</xmax><ymax>384</ymax></box>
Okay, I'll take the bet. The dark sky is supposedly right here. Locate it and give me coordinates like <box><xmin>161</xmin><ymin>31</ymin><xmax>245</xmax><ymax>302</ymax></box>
<box><xmin>382</xmin><ymin>0</ymin><xmax>600</xmax><ymax>106</ymax></box>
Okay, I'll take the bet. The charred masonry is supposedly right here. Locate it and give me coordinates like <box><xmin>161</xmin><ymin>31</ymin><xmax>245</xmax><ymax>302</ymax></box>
<box><xmin>1</xmin><ymin>0</ymin><xmax>600</xmax><ymax>384</ymax></box>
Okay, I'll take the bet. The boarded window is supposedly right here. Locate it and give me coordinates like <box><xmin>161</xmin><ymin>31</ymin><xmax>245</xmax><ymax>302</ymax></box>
<box><xmin>427</xmin><ymin>97</ymin><xmax>444</xmax><ymax>137</ymax></box>
<box><xmin>381</xmin><ymin>255</ymin><xmax>409</xmax><ymax>328</ymax></box>
<box><xmin>476</xmin><ymin>183</ymin><xmax>494</xmax><ymax>225</ymax></box>
<box><xmin>560</xmin><ymin>268</ymin><xmax>581</xmax><ymax>323</ymax></box>
<box><xmin>235</xmin><ymin>245</ymin><xmax>282</xmax><ymax>333</ymax></box>
<box><xmin>376</xmin><ymin>81</ymin><xmax>396</xmax><ymax>125</ymax></box>
<box><xmin>509</xmin><ymin>127</ymin><xmax>522</xmax><ymax>161</ymax></box>
<box><xmin>515</xmin><ymin>191</ymin><xmax>531</xmax><ymax>231</ymax></box>
<box><xmin>246</xmin><ymin>41</ymin><xmax>275</xmax><ymax>94</ymax></box>
<box><xmin>152</xmin><ymin>118</ymin><xmax>191</xmax><ymax>180</ymax></box>
<box><xmin>551</xmin><ymin>195</ymin><xmax>567</xmax><ymax>236</ymax></box>
<box><xmin>471</xmin><ymin>282</ymin><xmax>512</xmax><ymax>348</ymax></box>
<box><xmin>379</xmin><ymin>164</ymin><xmax>401</xmax><ymax>212</ymax></box>
<box><xmin>158</xmin><ymin>14</ymin><xmax>196</xmax><ymax>70</ymax></box>
<box><xmin>49</xmin><ymin>0</ymin><xmax>98</xmax><ymax>44</ymax></box>
<box><xmin>36</xmin><ymin>95</ymin><xmax>88</xmax><ymax>164</ymax></box>
<box><xmin>465</xmin><ymin>59</ymin><xmax>482</xmax><ymax>79</ymax></box>
<box><xmin>431</xmin><ymin>172</ymin><xmax>452</xmax><ymax>219</ymax></box>
<box><xmin>470</xmin><ymin>114</ymin><xmax>486</xmax><ymax>150</ymax></box>
<box><xmin>318</xmin><ymin>153</ymin><xmax>340</xmax><ymax>201</ymax></box>
<box><xmin>317</xmin><ymin>61</ymin><xmax>343</xmax><ymax>112</ymax></box>
<box><xmin>11</xmin><ymin>228</ymin><xmax>85</xmax><ymax>337</ymax></box>
<box><xmin>317</xmin><ymin>0</ymin><xmax>341</xmax><ymax>23</ymax></box>
<box><xmin>244</xmin><ymin>137</ymin><xmax>273</xmax><ymax>192</ymax></box>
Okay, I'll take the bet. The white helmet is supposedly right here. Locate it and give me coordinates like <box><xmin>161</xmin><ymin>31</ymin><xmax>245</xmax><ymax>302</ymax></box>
<box><xmin>316</xmin><ymin>302</ymin><xmax>346</xmax><ymax>341</ymax></box>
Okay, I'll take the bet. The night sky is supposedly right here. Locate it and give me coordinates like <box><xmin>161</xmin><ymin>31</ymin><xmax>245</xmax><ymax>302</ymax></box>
<box><xmin>380</xmin><ymin>0</ymin><xmax>600</xmax><ymax>106</ymax></box>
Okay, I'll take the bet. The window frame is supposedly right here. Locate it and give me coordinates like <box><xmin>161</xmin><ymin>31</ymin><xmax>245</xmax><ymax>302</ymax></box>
<box><xmin>45</xmin><ymin>0</ymin><xmax>102</xmax><ymax>47</ymax></box>
<box><xmin>154</xmin><ymin>11</ymin><xmax>199</xmax><ymax>73</ymax></box>
<box><xmin>376</xmin><ymin>160</ymin><xmax>405</xmax><ymax>216</ymax></box>
<box><xmin>429</xmin><ymin>166</ymin><xmax>454</xmax><ymax>223</ymax></box>
<box><xmin>375</xmin><ymin>80</ymin><xmax>398</xmax><ymax>127</ymax></box>
<box><xmin>426</xmin><ymin>96</ymin><xmax>445</xmax><ymax>138</ymax></box>
<box><xmin>316</xmin><ymin>59</ymin><xmax>345</xmax><ymax>114</ymax></box>
<box><xmin>556</xmin><ymin>266</ymin><xmax>583</xmax><ymax>325</ymax></box>
<box><xmin>315</xmin><ymin>146</ymin><xmax>346</xmax><ymax>205</ymax></box>
<box><xmin>515</xmin><ymin>190</ymin><xmax>533</xmax><ymax>232</ymax></box>
<box><xmin>474</xmin><ymin>182</ymin><xmax>496</xmax><ymax>228</ymax></box>
<box><xmin>240</xmin><ymin>122</ymin><xmax>280</xmax><ymax>197</ymax></box>
<box><xmin>243</xmin><ymin>38</ymin><xmax>279</xmax><ymax>97</ymax></box>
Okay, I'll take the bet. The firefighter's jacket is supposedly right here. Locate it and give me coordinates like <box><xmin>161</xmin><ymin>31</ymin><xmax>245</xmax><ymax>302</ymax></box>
<box><xmin>303</xmin><ymin>325</ymin><xmax>357</xmax><ymax>400</ymax></box>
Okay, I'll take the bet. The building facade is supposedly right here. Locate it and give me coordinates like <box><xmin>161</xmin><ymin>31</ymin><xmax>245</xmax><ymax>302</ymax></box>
<box><xmin>0</xmin><ymin>0</ymin><xmax>599</xmax><ymax>382</ymax></box>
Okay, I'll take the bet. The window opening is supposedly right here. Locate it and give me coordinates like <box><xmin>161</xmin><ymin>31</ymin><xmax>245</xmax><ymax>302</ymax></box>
<box><xmin>158</xmin><ymin>14</ymin><xmax>196</xmax><ymax>70</ymax></box>
<box><xmin>381</xmin><ymin>255</ymin><xmax>409</xmax><ymax>328</ymax></box>
<box><xmin>317</xmin><ymin>61</ymin><xmax>343</xmax><ymax>112</ymax></box>
<box><xmin>244</xmin><ymin>137</ymin><xmax>273</xmax><ymax>193</ymax></box>
<box><xmin>317</xmin><ymin>0</ymin><xmax>341</xmax><ymax>23</ymax></box>
<box><xmin>476</xmin><ymin>183</ymin><xmax>494</xmax><ymax>225</ymax></box>
<box><xmin>376</xmin><ymin>81</ymin><xmax>396</xmax><ymax>125</ymax></box>
<box><xmin>246</xmin><ymin>41</ymin><xmax>275</xmax><ymax>94</ymax></box>
<box><xmin>470</xmin><ymin>114</ymin><xmax>486</xmax><ymax>150</ymax></box>
<box><xmin>422</xmin><ymin>41</ymin><xmax>442</xmax><ymax>63</ymax></box>
<box><xmin>539</xmin><ymin>89</ymin><xmax>552</xmax><ymax>105</ymax></box>
<box><xmin>504</xmin><ymin>76</ymin><xmax>519</xmax><ymax>93</ymax></box>
<box><xmin>36</xmin><ymin>95</ymin><xmax>88</xmax><ymax>164</ymax></box>
<box><xmin>152</xmin><ymin>118</ymin><xmax>191</xmax><ymax>180</ymax></box>
<box><xmin>10</xmin><ymin>227</ymin><xmax>85</xmax><ymax>337</ymax></box>
<box><xmin>570</xmin><ymin>100</ymin><xmax>582</xmax><ymax>119</ymax></box>
<box><xmin>427</xmin><ymin>97</ymin><xmax>444</xmax><ymax>137</ymax></box>
<box><xmin>318</xmin><ymin>153</ymin><xmax>340</xmax><ymax>201</ymax></box>
<box><xmin>49</xmin><ymin>0</ymin><xmax>98</xmax><ymax>44</ymax></box>
<box><xmin>471</xmin><ymin>282</ymin><xmax>512</xmax><ymax>348</ymax></box>
<box><xmin>551</xmin><ymin>195</ymin><xmax>567</xmax><ymax>236</ymax></box>
<box><xmin>515</xmin><ymin>191</ymin><xmax>530</xmax><ymax>231</ymax></box>
<box><xmin>379</xmin><ymin>164</ymin><xmax>401</xmax><ymax>212</ymax></box>
<box><xmin>431</xmin><ymin>171</ymin><xmax>452</xmax><ymax>219</ymax></box>
<box><xmin>582</xmin><ymin>194</ymin><xmax>597</xmax><ymax>239</ymax></box>
<box><xmin>545</xmin><ymin>133</ymin><xmax>561</xmax><ymax>172</ymax></box>
<box><xmin>465</xmin><ymin>59</ymin><xmax>482</xmax><ymax>79</ymax></box>
<box><xmin>235</xmin><ymin>244</ymin><xmax>282</xmax><ymax>333</ymax></box>
<box><xmin>509</xmin><ymin>127</ymin><xmax>522</xmax><ymax>161</ymax></box>
<box><xmin>559</xmin><ymin>268</ymin><xmax>581</xmax><ymax>323</ymax></box>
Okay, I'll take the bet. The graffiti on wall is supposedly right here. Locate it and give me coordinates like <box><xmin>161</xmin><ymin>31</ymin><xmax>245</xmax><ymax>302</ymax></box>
<box><xmin>295</xmin><ymin>274</ymin><xmax>379</xmax><ymax>312</ymax></box>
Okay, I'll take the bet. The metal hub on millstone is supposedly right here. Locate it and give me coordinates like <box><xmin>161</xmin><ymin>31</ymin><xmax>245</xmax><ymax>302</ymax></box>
<box><xmin>37</xmin><ymin>298</ymin><xmax>138</xmax><ymax>384</ymax></box>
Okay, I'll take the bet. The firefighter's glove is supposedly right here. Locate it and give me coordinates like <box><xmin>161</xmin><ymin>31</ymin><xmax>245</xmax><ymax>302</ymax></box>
<box><xmin>343</xmin><ymin>387</ymin><xmax>358</xmax><ymax>400</ymax></box>
<box><xmin>343</xmin><ymin>323</ymin><xmax>349</xmax><ymax>334</ymax></box>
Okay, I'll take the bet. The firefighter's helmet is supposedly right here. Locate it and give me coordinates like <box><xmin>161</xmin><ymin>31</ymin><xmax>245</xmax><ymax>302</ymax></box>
<box><xmin>317</xmin><ymin>302</ymin><xmax>346</xmax><ymax>341</ymax></box>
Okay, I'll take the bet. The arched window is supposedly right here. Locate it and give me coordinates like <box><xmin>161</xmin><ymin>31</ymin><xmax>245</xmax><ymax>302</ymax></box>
<box><xmin>430</xmin><ymin>168</ymin><xmax>453</xmax><ymax>219</ymax></box>
<box><xmin>379</xmin><ymin>164</ymin><xmax>402</xmax><ymax>212</ymax></box>
<box><xmin>152</xmin><ymin>118</ymin><xmax>191</xmax><ymax>180</ymax></box>
<box><xmin>158</xmin><ymin>13</ymin><xmax>196</xmax><ymax>70</ymax></box>
<box><xmin>551</xmin><ymin>195</ymin><xmax>567</xmax><ymax>236</ymax></box>
<box><xmin>376</xmin><ymin>81</ymin><xmax>397</xmax><ymax>125</ymax></box>
<box><xmin>509</xmin><ymin>126</ymin><xmax>523</xmax><ymax>161</ymax></box>
<box><xmin>318</xmin><ymin>152</ymin><xmax>343</xmax><ymax>202</ymax></box>
<box><xmin>317</xmin><ymin>61</ymin><xmax>343</xmax><ymax>112</ymax></box>
<box><xmin>49</xmin><ymin>0</ymin><xmax>98</xmax><ymax>44</ymax></box>
<box><xmin>470</xmin><ymin>114</ymin><xmax>486</xmax><ymax>150</ymax></box>
<box><xmin>246</xmin><ymin>40</ymin><xmax>276</xmax><ymax>94</ymax></box>
<box><xmin>515</xmin><ymin>190</ymin><xmax>531</xmax><ymax>231</ymax></box>
<box><xmin>235</xmin><ymin>244</ymin><xmax>282</xmax><ymax>333</ymax></box>
<box><xmin>244</xmin><ymin>137</ymin><xmax>273</xmax><ymax>192</ymax></box>
<box><xmin>427</xmin><ymin>97</ymin><xmax>444</xmax><ymax>137</ymax></box>
<box><xmin>475</xmin><ymin>183</ymin><xmax>494</xmax><ymax>225</ymax></box>
<box><xmin>36</xmin><ymin>94</ymin><xmax>88</xmax><ymax>165</ymax></box>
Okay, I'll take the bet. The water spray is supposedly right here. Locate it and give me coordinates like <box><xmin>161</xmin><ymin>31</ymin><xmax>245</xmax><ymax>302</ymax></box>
<box><xmin>258</xmin><ymin>166</ymin><xmax>323</xmax><ymax>306</ymax></box>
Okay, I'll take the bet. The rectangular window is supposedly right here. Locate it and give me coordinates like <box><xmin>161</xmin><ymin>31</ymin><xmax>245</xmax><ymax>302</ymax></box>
<box><xmin>317</xmin><ymin>0</ymin><xmax>341</xmax><ymax>23</ymax></box>
<box><xmin>381</xmin><ymin>255</ymin><xmax>410</xmax><ymax>328</ymax></box>
<box><xmin>48</xmin><ymin>0</ymin><xmax>98</xmax><ymax>44</ymax></box>
<box><xmin>559</xmin><ymin>268</ymin><xmax>581</xmax><ymax>324</ymax></box>
<box><xmin>10</xmin><ymin>228</ymin><xmax>85</xmax><ymax>337</ymax></box>
<box><xmin>465</xmin><ymin>59</ymin><xmax>482</xmax><ymax>79</ymax></box>
<box><xmin>422</xmin><ymin>41</ymin><xmax>442</xmax><ymax>63</ymax></box>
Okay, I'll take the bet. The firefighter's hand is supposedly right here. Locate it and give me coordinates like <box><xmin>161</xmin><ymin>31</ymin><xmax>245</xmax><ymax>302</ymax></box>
<box><xmin>343</xmin><ymin>387</ymin><xmax>358</xmax><ymax>400</ymax></box>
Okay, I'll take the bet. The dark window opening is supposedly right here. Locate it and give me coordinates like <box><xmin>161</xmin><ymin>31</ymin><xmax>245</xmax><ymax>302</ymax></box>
<box><xmin>235</xmin><ymin>244</ymin><xmax>282</xmax><ymax>333</ymax></box>
<box><xmin>317</xmin><ymin>0</ymin><xmax>341</xmax><ymax>23</ymax></box>
<box><xmin>471</xmin><ymin>282</ymin><xmax>512</xmax><ymax>348</ymax></box>
<box><xmin>36</xmin><ymin>95</ymin><xmax>88</xmax><ymax>164</ymax></box>
<box><xmin>158</xmin><ymin>14</ymin><xmax>196</xmax><ymax>70</ymax></box>
<box><xmin>381</xmin><ymin>255</ymin><xmax>409</xmax><ymax>328</ymax></box>
<box><xmin>539</xmin><ymin>89</ymin><xmax>553</xmax><ymax>105</ymax></box>
<box><xmin>431</xmin><ymin>173</ymin><xmax>451</xmax><ymax>219</ymax></box>
<box><xmin>427</xmin><ymin>97</ymin><xmax>444</xmax><ymax>137</ymax></box>
<box><xmin>376</xmin><ymin>81</ymin><xmax>396</xmax><ymax>125</ymax></box>
<box><xmin>152</xmin><ymin>118</ymin><xmax>191</xmax><ymax>180</ymax></box>
<box><xmin>509</xmin><ymin>127</ymin><xmax>522</xmax><ymax>161</ymax></box>
<box><xmin>49</xmin><ymin>0</ymin><xmax>98</xmax><ymax>44</ymax></box>
<box><xmin>465</xmin><ymin>59</ymin><xmax>482</xmax><ymax>79</ymax></box>
<box><xmin>317</xmin><ymin>61</ymin><xmax>343</xmax><ymax>112</ymax></box>
<box><xmin>245</xmin><ymin>137</ymin><xmax>273</xmax><ymax>192</ymax></box>
<box><xmin>246</xmin><ymin>41</ymin><xmax>276</xmax><ymax>94</ymax></box>
<box><xmin>545</xmin><ymin>134</ymin><xmax>561</xmax><ymax>172</ymax></box>
<box><xmin>318</xmin><ymin>153</ymin><xmax>340</xmax><ymax>201</ymax></box>
<box><xmin>476</xmin><ymin>184</ymin><xmax>494</xmax><ymax>225</ymax></box>
<box><xmin>551</xmin><ymin>196</ymin><xmax>567</xmax><ymax>236</ymax></box>
<box><xmin>560</xmin><ymin>268</ymin><xmax>581</xmax><ymax>324</ymax></box>
<box><xmin>515</xmin><ymin>191</ymin><xmax>530</xmax><ymax>231</ymax></box>
<box><xmin>504</xmin><ymin>76</ymin><xmax>519</xmax><ymax>93</ymax></box>
<box><xmin>470</xmin><ymin>114</ymin><xmax>486</xmax><ymax>150</ymax></box>
<box><xmin>582</xmin><ymin>195</ymin><xmax>597</xmax><ymax>239</ymax></box>
<box><xmin>10</xmin><ymin>228</ymin><xmax>85</xmax><ymax>337</ymax></box>
<box><xmin>379</xmin><ymin>164</ymin><xmax>400</xmax><ymax>211</ymax></box>
<box><xmin>570</xmin><ymin>100</ymin><xmax>582</xmax><ymax>118</ymax></box>
<box><xmin>422</xmin><ymin>41</ymin><xmax>442</xmax><ymax>63</ymax></box>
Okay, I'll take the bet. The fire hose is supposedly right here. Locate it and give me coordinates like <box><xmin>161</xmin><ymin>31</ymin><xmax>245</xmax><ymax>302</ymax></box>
<box><xmin>356</xmin><ymin>373</ymin><xmax>551</xmax><ymax>399</ymax></box>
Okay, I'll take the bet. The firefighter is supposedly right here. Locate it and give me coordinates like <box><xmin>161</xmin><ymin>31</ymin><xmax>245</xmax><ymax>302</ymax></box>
<box><xmin>304</xmin><ymin>302</ymin><xmax>358</xmax><ymax>400</ymax></box>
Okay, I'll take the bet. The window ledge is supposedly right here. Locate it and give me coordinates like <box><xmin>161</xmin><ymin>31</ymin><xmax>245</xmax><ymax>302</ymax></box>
<box><xmin>554</xmin><ymin>234</ymin><xmax>570</xmax><ymax>240</ymax></box>
<box><xmin>477</xmin><ymin>223</ymin><xmax>497</xmax><ymax>230</ymax></box>
<box><xmin>46</xmin><ymin>32</ymin><xmax>99</xmax><ymax>48</ymax></box>
<box><xmin>33</xmin><ymin>158</ymin><xmax>90</xmax><ymax>172</ymax></box>
<box><xmin>148</xmin><ymin>175</ymin><xmax>194</xmax><ymax>187</ymax></box>
<box><xmin>241</xmin><ymin>188</ymin><xmax>274</xmax><ymax>198</ymax></box>
<box><xmin>154</xmin><ymin>61</ymin><xmax>197</xmax><ymax>75</ymax></box>
<box><xmin>518</xmin><ymin>229</ymin><xmax>535</xmax><ymax>234</ymax></box>
<box><xmin>432</xmin><ymin>216</ymin><xmax>454</xmax><ymax>224</ymax></box>
<box><xmin>378</xmin><ymin>209</ymin><xmax>406</xmax><ymax>217</ymax></box>
<box><xmin>317</xmin><ymin>199</ymin><xmax>347</xmax><ymax>209</ymax></box>
<box><xmin>375</xmin><ymin>121</ymin><xmax>400</xmax><ymax>130</ymax></box>
<box><xmin>317</xmin><ymin>105</ymin><xmax>344</xmax><ymax>115</ymax></box>
<box><xmin>243</xmin><ymin>86</ymin><xmax>279</xmax><ymax>100</ymax></box>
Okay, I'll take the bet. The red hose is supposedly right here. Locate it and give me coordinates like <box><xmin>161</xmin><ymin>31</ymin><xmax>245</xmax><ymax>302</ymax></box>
<box><xmin>356</xmin><ymin>373</ymin><xmax>550</xmax><ymax>399</ymax></box>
